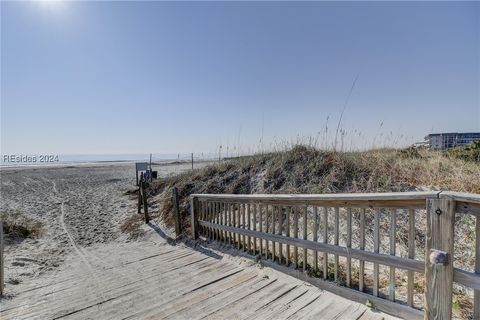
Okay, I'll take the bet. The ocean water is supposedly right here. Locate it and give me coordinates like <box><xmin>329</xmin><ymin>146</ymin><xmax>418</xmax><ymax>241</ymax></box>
<box><xmin>0</xmin><ymin>153</ymin><xmax>217</xmax><ymax>167</ymax></box>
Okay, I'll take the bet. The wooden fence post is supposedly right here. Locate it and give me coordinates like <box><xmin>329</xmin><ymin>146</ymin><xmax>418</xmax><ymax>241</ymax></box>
<box><xmin>137</xmin><ymin>172</ymin><xmax>143</xmax><ymax>214</ymax></box>
<box><xmin>172</xmin><ymin>187</ymin><xmax>182</xmax><ymax>238</ymax></box>
<box><xmin>190</xmin><ymin>196</ymin><xmax>199</xmax><ymax>239</ymax></box>
<box><xmin>0</xmin><ymin>220</ymin><xmax>4</xmax><ymax>296</ymax></box>
<box><xmin>142</xmin><ymin>180</ymin><xmax>149</xmax><ymax>223</ymax></box>
<box><xmin>424</xmin><ymin>197</ymin><xmax>455</xmax><ymax>320</ymax></box>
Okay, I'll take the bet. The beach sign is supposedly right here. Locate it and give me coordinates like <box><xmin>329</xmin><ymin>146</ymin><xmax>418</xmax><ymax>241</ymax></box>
<box><xmin>136</xmin><ymin>162</ymin><xmax>148</xmax><ymax>172</ymax></box>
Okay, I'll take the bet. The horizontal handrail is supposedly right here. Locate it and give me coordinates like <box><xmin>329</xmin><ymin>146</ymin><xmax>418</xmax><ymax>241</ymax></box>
<box><xmin>192</xmin><ymin>191</ymin><xmax>441</xmax><ymax>209</ymax></box>
<box><xmin>192</xmin><ymin>191</ymin><xmax>440</xmax><ymax>201</ymax></box>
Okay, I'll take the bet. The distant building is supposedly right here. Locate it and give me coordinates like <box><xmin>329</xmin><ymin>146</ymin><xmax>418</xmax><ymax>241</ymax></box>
<box><xmin>425</xmin><ymin>132</ymin><xmax>480</xmax><ymax>150</ymax></box>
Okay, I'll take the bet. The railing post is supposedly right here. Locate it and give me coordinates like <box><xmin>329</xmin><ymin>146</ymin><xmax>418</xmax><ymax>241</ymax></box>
<box><xmin>424</xmin><ymin>197</ymin><xmax>455</xmax><ymax>320</ymax></box>
<box><xmin>172</xmin><ymin>187</ymin><xmax>182</xmax><ymax>238</ymax></box>
<box><xmin>190</xmin><ymin>196</ymin><xmax>199</xmax><ymax>240</ymax></box>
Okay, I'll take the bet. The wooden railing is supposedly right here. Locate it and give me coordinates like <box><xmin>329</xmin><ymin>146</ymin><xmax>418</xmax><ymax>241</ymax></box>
<box><xmin>190</xmin><ymin>191</ymin><xmax>480</xmax><ymax>319</ymax></box>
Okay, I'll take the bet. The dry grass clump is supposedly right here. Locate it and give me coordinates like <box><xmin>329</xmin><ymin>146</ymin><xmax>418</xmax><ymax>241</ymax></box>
<box><xmin>1</xmin><ymin>209</ymin><xmax>43</xmax><ymax>241</ymax></box>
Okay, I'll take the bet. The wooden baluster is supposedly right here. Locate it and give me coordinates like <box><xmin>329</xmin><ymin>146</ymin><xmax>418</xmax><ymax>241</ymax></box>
<box><xmin>334</xmin><ymin>207</ymin><xmax>339</xmax><ymax>282</ymax></box>
<box><xmin>218</xmin><ymin>202</ymin><xmax>221</xmax><ymax>241</ymax></box>
<box><xmin>346</xmin><ymin>208</ymin><xmax>352</xmax><ymax>287</ymax></box>
<box><xmin>359</xmin><ymin>208</ymin><xmax>366</xmax><ymax>292</ymax></box>
<box><xmin>278</xmin><ymin>206</ymin><xmax>283</xmax><ymax>264</ymax></box>
<box><xmin>224</xmin><ymin>202</ymin><xmax>228</xmax><ymax>244</ymax></box>
<box><xmin>212</xmin><ymin>202</ymin><xmax>215</xmax><ymax>240</ymax></box>
<box><xmin>218</xmin><ymin>202</ymin><xmax>225</xmax><ymax>243</ymax></box>
<box><xmin>323</xmin><ymin>207</ymin><xmax>328</xmax><ymax>280</ymax></box>
<box><xmin>231</xmin><ymin>203</ymin><xmax>236</xmax><ymax>245</ymax></box>
<box><xmin>293</xmin><ymin>206</ymin><xmax>299</xmax><ymax>269</ymax></box>
<box><xmin>373</xmin><ymin>208</ymin><xmax>380</xmax><ymax>297</ymax></box>
<box><xmin>237</xmin><ymin>203</ymin><xmax>241</xmax><ymax>250</ymax></box>
<box><xmin>265</xmin><ymin>204</ymin><xmax>273</xmax><ymax>259</ymax></box>
<box><xmin>242</xmin><ymin>203</ymin><xmax>246</xmax><ymax>251</ymax></box>
<box><xmin>286</xmin><ymin>207</ymin><xmax>291</xmax><ymax>266</ymax></box>
<box><xmin>190</xmin><ymin>197</ymin><xmax>199</xmax><ymax>240</ymax></box>
<box><xmin>198</xmin><ymin>201</ymin><xmax>203</xmax><ymax>236</ymax></box>
<box><xmin>407</xmin><ymin>208</ymin><xmax>415</xmax><ymax>307</ymax></box>
<box><xmin>227</xmin><ymin>203</ymin><xmax>231</xmax><ymax>243</ymax></box>
<box><xmin>253</xmin><ymin>204</ymin><xmax>257</xmax><ymax>255</ymax></box>
<box><xmin>303</xmin><ymin>206</ymin><xmax>308</xmax><ymax>272</ymax></box>
<box><xmin>272</xmin><ymin>206</ymin><xmax>276</xmax><ymax>261</ymax></box>
<box><xmin>313</xmin><ymin>206</ymin><xmax>319</xmax><ymax>272</ymax></box>
<box><xmin>214</xmin><ymin>202</ymin><xmax>218</xmax><ymax>241</ymax></box>
<box><xmin>204</xmin><ymin>202</ymin><xmax>207</xmax><ymax>237</ymax></box>
<box><xmin>389</xmin><ymin>209</ymin><xmax>397</xmax><ymax>301</ymax></box>
<box><xmin>247</xmin><ymin>203</ymin><xmax>251</xmax><ymax>254</ymax></box>
<box><xmin>259</xmin><ymin>204</ymin><xmax>264</xmax><ymax>257</ymax></box>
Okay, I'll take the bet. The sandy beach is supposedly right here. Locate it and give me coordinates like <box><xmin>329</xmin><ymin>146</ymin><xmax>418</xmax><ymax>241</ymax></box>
<box><xmin>0</xmin><ymin>161</ymin><xmax>204</xmax><ymax>293</ymax></box>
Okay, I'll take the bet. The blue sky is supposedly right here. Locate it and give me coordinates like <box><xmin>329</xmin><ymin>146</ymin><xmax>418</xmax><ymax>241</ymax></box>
<box><xmin>1</xmin><ymin>1</ymin><xmax>479</xmax><ymax>155</ymax></box>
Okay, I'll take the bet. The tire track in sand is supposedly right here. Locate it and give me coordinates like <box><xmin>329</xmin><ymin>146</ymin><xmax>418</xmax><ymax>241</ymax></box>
<box><xmin>52</xmin><ymin>180</ymin><xmax>106</xmax><ymax>299</ymax></box>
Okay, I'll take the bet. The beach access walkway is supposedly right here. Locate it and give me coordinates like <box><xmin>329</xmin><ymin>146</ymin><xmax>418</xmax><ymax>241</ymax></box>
<box><xmin>0</xmin><ymin>223</ymin><xmax>395</xmax><ymax>320</ymax></box>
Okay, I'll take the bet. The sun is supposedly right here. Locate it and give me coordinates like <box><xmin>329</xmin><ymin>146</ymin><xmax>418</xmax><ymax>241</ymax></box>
<box><xmin>32</xmin><ymin>0</ymin><xmax>69</xmax><ymax>15</ymax></box>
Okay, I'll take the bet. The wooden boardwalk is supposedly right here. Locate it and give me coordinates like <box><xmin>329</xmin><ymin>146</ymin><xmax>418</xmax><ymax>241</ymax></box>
<box><xmin>0</xmin><ymin>237</ymin><xmax>397</xmax><ymax>320</ymax></box>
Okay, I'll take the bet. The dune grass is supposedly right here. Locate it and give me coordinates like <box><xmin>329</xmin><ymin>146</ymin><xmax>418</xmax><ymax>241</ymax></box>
<box><xmin>152</xmin><ymin>145</ymin><xmax>479</xmax><ymax>223</ymax></box>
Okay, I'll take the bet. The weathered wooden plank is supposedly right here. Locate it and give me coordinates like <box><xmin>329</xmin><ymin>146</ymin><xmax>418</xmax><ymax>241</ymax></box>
<box><xmin>359</xmin><ymin>208</ymin><xmax>366</xmax><ymax>292</ymax></box>
<box><xmin>408</xmin><ymin>208</ymin><xmax>415</xmax><ymax>307</ymax></box>
<box><xmin>440</xmin><ymin>191</ymin><xmax>480</xmax><ymax>205</ymax></box>
<box><xmin>453</xmin><ymin>268</ymin><xmax>480</xmax><ymax>290</ymax></box>
<box><xmin>199</xmin><ymin>221</ymin><xmax>424</xmax><ymax>273</ymax></box>
<box><xmin>424</xmin><ymin>198</ymin><xmax>455</xmax><ymax>320</ymax></box>
<box><xmin>193</xmin><ymin>191</ymin><xmax>439</xmax><ymax>202</ymax></box>
<box><xmin>260</xmin><ymin>259</ymin><xmax>423</xmax><ymax>320</ymax></box>
<box><xmin>441</xmin><ymin>191</ymin><xmax>480</xmax><ymax>216</ymax></box>
<box><xmin>373</xmin><ymin>208</ymin><xmax>380</xmax><ymax>297</ymax></box>
<box><xmin>389</xmin><ymin>209</ymin><xmax>396</xmax><ymax>301</ymax></box>
<box><xmin>346</xmin><ymin>208</ymin><xmax>352</xmax><ymax>287</ymax></box>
